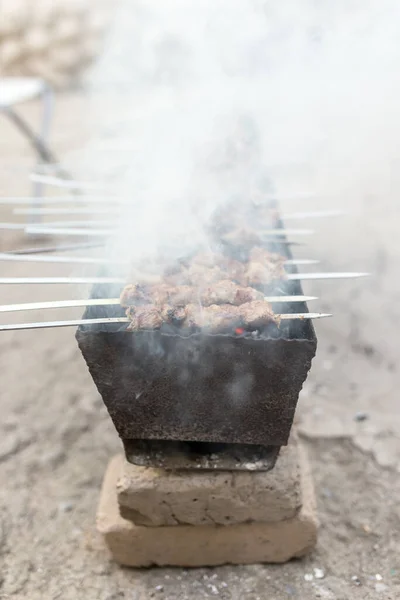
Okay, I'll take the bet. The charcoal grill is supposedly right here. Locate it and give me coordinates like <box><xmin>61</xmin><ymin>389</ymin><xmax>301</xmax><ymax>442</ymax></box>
<box><xmin>76</xmin><ymin>224</ymin><xmax>317</xmax><ymax>471</ymax></box>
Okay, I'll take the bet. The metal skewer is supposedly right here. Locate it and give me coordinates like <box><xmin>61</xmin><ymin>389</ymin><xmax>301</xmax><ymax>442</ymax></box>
<box><xmin>0</xmin><ymin>222</ymin><xmax>108</xmax><ymax>232</ymax></box>
<box><xmin>0</xmin><ymin>222</ymin><xmax>30</xmax><ymax>230</ymax></box>
<box><xmin>0</xmin><ymin>312</ymin><xmax>332</xmax><ymax>332</ymax></box>
<box><xmin>9</xmin><ymin>203</ymin><xmax>341</xmax><ymax>221</ymax></box>
<box><xmin>30</xmin><ymin>173</ymin><xmax>103</xmax><ymax>191</ymax></box>
<box><xmin>25</xmin><ymin>226</ymin><xmax>315</xmax><ymax>238</ymax></box>
<box><xmin>24</xmin><ymin>226</ymin><xmax>114</xmax><ymax>237</ymax></box>
<box><xmin>280</xmin><ymin>209</ymin><xmax>345</xmax><ymax>220</ymax></box>
<box><xmin>0</xmin><ymin>272</ymin><xmax>368</xmax><ymax>285</ymax></box>
<box><xmin>0</xmin><ymin>196</ymin><xmax>118</xmax><ymax>205</ymax></box>
<box><xmin>287</xmin><ymin>272</ymin><xmax>369</xmax><ymax>280</ymax></box>
<box><xmin>261</xmin><ymin>228</ymin><xmax>314</xmax><ymax>236</ymax></box>
<box><xmin>0</xmin><ymin>295</ymin><xmax>318</xmax><ymax>314</ymax></box>
<box><xmin>21</xmin><ymin>221</ymin><xmax>117</xmax><ymax>228</ymax></box>
<box><xmin>0</xmin><ymin>222</ymin><xmax>109</xmax><ymax>232</ymax></box>
<box><xmin>0</xmin><ymin>277</ymin><xmax>124</xmax><ymax>284</ymax></box>
<box><xmin>0</xmin><ymin>253</ymin><xmax>319</xmax><ymax>267</ymax></box>
<box><xmin>6</xmin><ymin>242</ymin><xmax>105</xmax><ymax>255</ymax></box>
<box><xmin>284</xmin><ymin>259</ymin><xmax>318</xmax><ymax>266</ymax></box>
<box><xmin>29</xmin><ymin>175</ymin><xmax>316</xmax><ymax>201</ymax></box>
<box><xmin>0</xmin><ymin>253</ymin><xmax>125</xmax><ymax>265</ymax></box>
<box><xmin>14</xmin><ymin>207</ymin><xmax>121</xmax><ymax>216</ymax></box>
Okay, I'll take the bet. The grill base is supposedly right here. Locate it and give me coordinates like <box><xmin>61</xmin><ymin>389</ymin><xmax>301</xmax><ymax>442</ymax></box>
<box><xmin>123</xmin><ymin>439</ymin><xmax>280</xmax><ymax>471</ymax></box>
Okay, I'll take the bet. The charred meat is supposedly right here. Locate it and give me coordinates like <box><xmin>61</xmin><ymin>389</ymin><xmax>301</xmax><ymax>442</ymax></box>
<box><xmin>125</xmin><ymin>300</ymin><xmax>277</xmax><ymax>333</ymax></box>
<box><xmin>121</xmin><ymin>245</ymin><xmax>286</xmax><ymax>333</ymax></box>
<box><xmin>161</xmin><ymin>248</ymin><xmax>287</xmax><ymax>287</ymax></box>
<box><xmin>121</xmin><ymin>280</ymin><xmax>265</xmax><ymax>308</ymax></box>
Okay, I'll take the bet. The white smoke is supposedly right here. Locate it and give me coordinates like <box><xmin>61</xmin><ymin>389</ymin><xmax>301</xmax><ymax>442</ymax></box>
<box><xmin>87</xmin><ymin>0</ymin><xmax>400</xmax><ymax>268</ymax></box>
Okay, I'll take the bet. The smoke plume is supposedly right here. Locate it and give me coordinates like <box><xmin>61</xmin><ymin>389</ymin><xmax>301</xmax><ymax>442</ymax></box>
<box><xmin>85</xmin><ymin>0</ymin><xmax>400</xmax><ymax>268</ymax></box>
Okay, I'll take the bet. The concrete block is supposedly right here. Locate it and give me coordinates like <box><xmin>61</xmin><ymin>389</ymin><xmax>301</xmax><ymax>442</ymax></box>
<box><xmin>96</xmin><ymin>446</ymin><xmax>318</xmax><ymax>567</ymax></box>
<box><xmin>117</xmin><ymin>435</ymin><xmax>302</xmax><ymax>526</ymax></box>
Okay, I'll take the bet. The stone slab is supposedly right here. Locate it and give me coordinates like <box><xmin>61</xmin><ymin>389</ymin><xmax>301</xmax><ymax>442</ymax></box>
<box><xmin>96</xmin><ymin>446</ymin><xmax>318</xmax><ymax>567</ymax></box>
<box><xmin>117</xmin><ymin>434</ymin><xmax>301</xmax><ymax>526</ymax></box>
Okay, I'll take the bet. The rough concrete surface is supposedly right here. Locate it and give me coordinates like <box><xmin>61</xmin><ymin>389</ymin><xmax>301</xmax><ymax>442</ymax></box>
<box><xmin>98</xmin><ymin>450</ymin><xmax>317</xmax><ymax>567</ymax></box>
<box><xmin>0</xmin><ymin>93</ymin><xmax>400</xmax><ymax>599</ymax></box>
<box><xmin>117</xmin><ymin>434</ymin><xmax>302</xmax><ymax>526</ymax></box>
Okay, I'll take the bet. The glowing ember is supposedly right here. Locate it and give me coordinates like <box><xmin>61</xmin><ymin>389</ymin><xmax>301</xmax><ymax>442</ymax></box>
<box><xmin>235</xmin><ymin>327</ymin><xmax>245</xmax><ymax>335</ymax></box>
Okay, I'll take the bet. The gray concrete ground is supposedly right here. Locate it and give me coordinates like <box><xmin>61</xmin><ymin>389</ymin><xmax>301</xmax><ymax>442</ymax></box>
<box><xmin>0</xmin><ymin>94</ymin><xmax>399</xmax><ymax>600</ymax></box>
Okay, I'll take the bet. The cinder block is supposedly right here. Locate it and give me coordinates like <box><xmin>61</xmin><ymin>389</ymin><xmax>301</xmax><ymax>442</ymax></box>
<box><xmin>117</xmin><ymin>435</ymin><xmax>302</xmax><ymax>526</ymax></box>
<box><xmin>96</xmin><ymin>446</ymin><xmax>318</xmax><ymax>567</ymax></box>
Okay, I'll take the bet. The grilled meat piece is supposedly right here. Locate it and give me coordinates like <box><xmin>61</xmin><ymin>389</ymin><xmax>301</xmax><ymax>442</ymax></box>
<box><xmin>184</xmin><ymin>300</ymin><xmax>277</xmax><ymax>332</ymax></box>
<box><xmin>120</xmin><ymin>284</ymin><xmax>149</xmax><ymax>307</ymax></box>
<box><xmin>184</xmin><ymin>303</ymin><xmax>242</xmax><ymax>332</ymax></box>
<box><xmin>202</xmin><ymin>280</ymin><xmax>264</xmax><ymax>305</ymax></box>
<box><xmin>121</xmin><ymin>280</ymin><xmax>264</xmax><ymax>308</ymax></box>
<box><xmin>238</xmin><ymin>300</ymin><xmax>276</xmax><ymax>329</ymax></box>
<box><xmin>125</xmin><ymin>300</ymin><xmax>277</xmax><ymax>333</ymax></box>
<box><xmin>163</xmin><ymin>249</ymin><xmax>285</xmax><ymax>288</ymax></box>
<box><xmin>249</xmin><ymin>247</ymin><xmax>286</xmax><ymax>267</ymax></box>
<box><xmin>183</xmin><ymin>264</ymin><xmax>227</xmax><ymax>286</ymax></box>
<box><xmin>243</xmin><ymin>248</ymin><xmax>287</xmax><ymax>286</ymax></box>
<box><xmin>126</xmin><ymin>300</ymin><xmax>278</xmax><ymax>333</ymax></box>
<box><xmin>126</xmin><ymin>304</ymin><xmax>165</xmax><ymax>330</ymax></box>
<box><xmin>126</xmin><ymin>303</ymin><xmax>186</xmax><ymax>331</ymax></box>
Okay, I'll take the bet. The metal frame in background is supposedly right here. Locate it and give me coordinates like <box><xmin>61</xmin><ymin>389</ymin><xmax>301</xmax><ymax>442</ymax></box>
<box><xmin>0</xmin><ymin>77</ymin><xmax>72</xmax><ymax>224</ymax></box>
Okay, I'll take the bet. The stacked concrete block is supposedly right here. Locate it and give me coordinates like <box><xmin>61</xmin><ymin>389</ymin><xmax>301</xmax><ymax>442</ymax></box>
<box><xmin>0</xmin><ymin>0</ymin><xmax>112</xmax><ymax>88</ymax></box>
<box><xmin>97</xmin><ymin>435</ymin><xmax>318</xmax><ymax>567</ymax></box>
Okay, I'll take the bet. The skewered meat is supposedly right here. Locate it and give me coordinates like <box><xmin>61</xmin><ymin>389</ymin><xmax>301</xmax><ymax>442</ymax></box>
<box><xmin>121</xmin><ymin>239</ymin><xmax>286</xmax><ymax>333</ymax></box>
<box><xmin>184</xmin><ymin>303</ymin><xmax>241</xmax><ymax>332</ymax></box>
<box><xmin>126</xmin><ymin>300</ymin><xmax>277</xmax><ymax>332</ymax></box>
<box><xmin>121</xmin><ymin>280</ymin><xmax>264</xmax><ymax>308</ymax></box>
<box><xmin>126</xmin><ymin>304</ymin><xmax>186</xmax><ymax>331</ymax></box>
<box><xmin>182</xmin><ymin>264</ymin><xmax>227</xmax><ymax>286</ymax></box>
<box><xmin>162</xmin><ymin>248</ymin><xmax>286</xmax><ymax>287</ymax></box>
<box><xmin>126</xmin><ymin>305</ymin><xmax>165</xmax><ymax>330</ymax></box>
<box><xmin>220</xmin><ymin>227</ymin><xmax>262</xmax><ymax>247</ymax></box>
<box><xmin>243</xmin><ymin>247</ymin><xmax>287</xmax><ymax>285</ymax></box>
<box><xmin>238</xmin><ymin>300</ymin><xmax>277</xmax><ymax>329</ymax></box>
